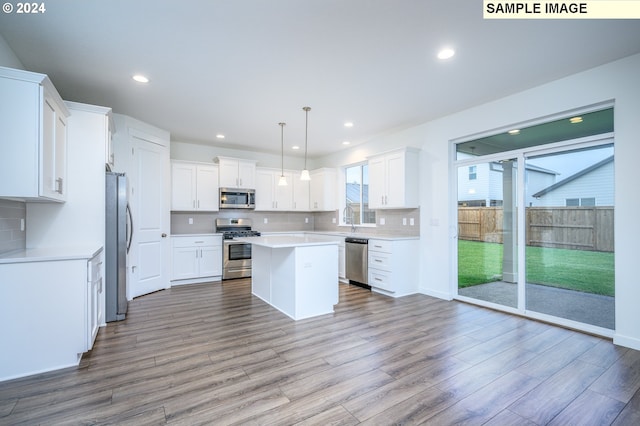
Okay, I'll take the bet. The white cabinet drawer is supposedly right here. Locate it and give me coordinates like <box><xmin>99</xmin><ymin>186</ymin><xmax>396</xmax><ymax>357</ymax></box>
<box><xmin>368</xmin><ymin>269</ymin><xmax>392</xmax><ymax>292</ymax></box>
<box><xmin>369</xmin><ymin>251</ymin><xmax>391</xmax><ymax>272</ymax></box>
<box><xmin>172</xmin><ymin>235</ymin><xmax>220</xmax><ymax>248</ymax></box>
<box><xmin>369</xmin><ymin>239</ymin><xmax>392</xmax><ymax>253</ymax></box>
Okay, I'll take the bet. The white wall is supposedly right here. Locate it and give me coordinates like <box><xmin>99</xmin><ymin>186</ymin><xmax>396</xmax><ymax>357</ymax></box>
<box><xmin>316</xmin><ymin>53</ymin><xmax>640</xmax><ymax>350</ymax></box>
<box><xmin>171</xmin><ymin>140</ymin><xmax>310</xmax><ymax>171</ymax></box>
<box><xmin>0</xmin><ymin>34</ymin><xmax>23</xmax><ymax>69</ymax></box>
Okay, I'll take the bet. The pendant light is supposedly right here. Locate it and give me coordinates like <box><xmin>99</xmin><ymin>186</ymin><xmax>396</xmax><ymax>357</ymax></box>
<box><xmin>278</xmin><ymin>122</ymin><xmax>288</xmax><ymax>186</ymax></box>
<box><xmin>300</xmin><ymin>106</ymin><xmax>311</xmax><ymax>181</ymax></box>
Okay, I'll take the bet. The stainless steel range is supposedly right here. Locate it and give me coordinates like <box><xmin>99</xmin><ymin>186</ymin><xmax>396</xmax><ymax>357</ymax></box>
<box><xmin>216</xmin><ymin>218</ymin><xmax>260</xmax><ymax>280</ymax></box>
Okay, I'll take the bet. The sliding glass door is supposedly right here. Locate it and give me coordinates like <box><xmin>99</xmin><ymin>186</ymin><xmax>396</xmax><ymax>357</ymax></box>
<box><xmin>524</xmin><ymin>145</ymin><xmax>615</xmax><ymax>329</ymax></box>
<box><xmin>457</xmin><ymin>158</ymin><xmax>519</xmax><ymax>309</ymax></box>
<box><xmin>453</xmin><ymin>107</ymin><xmax>615</xmax><ymax>333</ymax></box>
<box><xmin>456</xmin><ymin>140</ymin><xmax>615</xmax><ymax>332</ymax></box>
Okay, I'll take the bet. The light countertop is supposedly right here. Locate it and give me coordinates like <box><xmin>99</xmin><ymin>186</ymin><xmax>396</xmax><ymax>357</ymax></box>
<box><xmin>171</xmin><ymin>233</ymin><xmax>223</xmax><ymax>237</ymax></box>
<box><xmin>0</xmin><ymin>246</ymin><xmax>103</xmax><ymax>264</ymax></box>
<box><xmin>235</xmin><ymin>235</ymin><xmax>340</xmax><ymax>248</ymax></box>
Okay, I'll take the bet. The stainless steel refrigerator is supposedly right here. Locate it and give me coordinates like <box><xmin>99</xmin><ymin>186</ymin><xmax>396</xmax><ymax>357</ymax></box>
<box><xmin>105</xmin><ymin>172</ymin><xmax>131</xmax><ymax>322</ymax></box>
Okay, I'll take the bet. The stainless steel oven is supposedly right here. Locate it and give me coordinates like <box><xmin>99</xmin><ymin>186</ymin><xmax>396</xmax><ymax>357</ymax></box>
<box><xmin>223</xmin><ymin>240</ymin><xmax>253</xmax><ymax>279</ymax></box>
<box><xmin>216</xmin><ymin>218</ymin><xmax>260</xmax><ymax>280</ymax></box>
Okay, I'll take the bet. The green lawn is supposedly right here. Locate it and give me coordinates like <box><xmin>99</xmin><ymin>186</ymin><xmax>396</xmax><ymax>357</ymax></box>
<box><xmin>458</xmin><ymin>240</ymin><xmax>615</xmax><ymax>296</ymax></box>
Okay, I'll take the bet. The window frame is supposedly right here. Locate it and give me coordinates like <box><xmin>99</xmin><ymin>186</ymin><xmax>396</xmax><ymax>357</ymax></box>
<box><xmin>340</xmin><ymin>162</ymin><xmax>376</xmax><ymax>228</ymax></box>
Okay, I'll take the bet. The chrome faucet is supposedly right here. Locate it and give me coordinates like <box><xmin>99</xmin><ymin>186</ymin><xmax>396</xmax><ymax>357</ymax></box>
<box><xmin>343</xmin><ymin>206</ymin><xmax>356</xmax><ymax>233</ymax></box>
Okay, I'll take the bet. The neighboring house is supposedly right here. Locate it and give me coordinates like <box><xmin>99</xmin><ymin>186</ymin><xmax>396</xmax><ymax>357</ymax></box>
<box><xmin>532</xmin><ymin>156</ymin><xmax>614</xmax><ymax>206</ymax></box>
<box><xmin>457</xmin><ymin>154</ymin><xmax>558</xmax><ymax>207</ymax></box>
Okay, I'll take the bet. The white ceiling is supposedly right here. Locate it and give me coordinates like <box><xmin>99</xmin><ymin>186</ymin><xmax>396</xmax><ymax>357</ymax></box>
<box><xmin>1</xmin><ymin>1</ymin><xmax>639</xmax><ymax>159</ymax></box>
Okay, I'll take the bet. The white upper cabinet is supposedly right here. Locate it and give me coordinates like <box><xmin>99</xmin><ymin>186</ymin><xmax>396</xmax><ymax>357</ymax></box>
<box><xmin>171</xmin><ymin>161</ymin><xmax>219</xmax><ymax>211</ymax></box>
<box><xmin>368</xmin><ymin>148</ymin><xmax>419</xmax><ymax>209</ymax></box>
<box><xmin>309</xmin><ymin>168</ymin><xmax>337</xmax><ymax>211</ymax></box>
<box><xmin>292</xmin><ymin>175</ymin><xmax>310</xmax><ymax>211</ymax></box>
<box><xmin>0</xmin><ymin>67</ymin><xmax>70</xmax><ymax>202</ymax></box>
<box><xmin>255</xmin><ymin>168</ymin><xmax>295</xmax><ymax>211</ymax></box>
<box><xmin>216</xmin><ymin>156</ymin><xmax>256</xmax><ymax>189</ymax></box>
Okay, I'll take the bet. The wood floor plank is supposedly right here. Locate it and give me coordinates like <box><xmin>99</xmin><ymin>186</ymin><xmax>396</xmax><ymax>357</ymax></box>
<box><xmin>508</xmin><ymin>359</ymin><xmax>606</xmax><ymax>425</ymax></box>
<box><xmin>1</xmin><ymin>279</ymin><xmax>639</xmax><ymax>425</ymax></box>
<box><xmin>589</xmin><ymin>348</ymin><xmax>640</xmax><ymax>403</ymax></box>
<box><xmin>548</xmin><ymin>389</ymin><xmax>626</xmax><ymax>426</ymax></box>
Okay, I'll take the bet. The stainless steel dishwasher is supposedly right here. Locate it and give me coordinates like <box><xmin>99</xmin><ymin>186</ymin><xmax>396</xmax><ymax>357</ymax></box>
<box><xmin>345</xmin><ymin>237</ymin><xmax>369</xmax><ymax>288</ymax></box>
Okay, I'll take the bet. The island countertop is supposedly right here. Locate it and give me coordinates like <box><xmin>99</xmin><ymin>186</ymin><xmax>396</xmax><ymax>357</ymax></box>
<box><xmin>235</xmin><ymin>235</ymin><xmax>339</xmax><ymax>248</ymax></box>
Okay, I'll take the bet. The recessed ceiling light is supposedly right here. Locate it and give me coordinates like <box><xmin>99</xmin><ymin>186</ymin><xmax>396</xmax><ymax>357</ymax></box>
<box><xmin>132</xmin><ymin>74</ymin><xmax>149</xmax><ymax>83</ymax></box>
<box><xmin>344</xmin><ymin>122</ymin><xmax>354</xmax><ymax>128</ymax></box>
<box><xmin>437</xmin><ymin>48</ymin><xmax>455</xmax><ymax>60</ymax></box>
<box><xmin>292</xmin><ymin>145</ymin><xmax>300</xmax><ymax>150</ymax></box>
<box><xmin>216</xmin><ymin>134</ymin><xmax>225</xmax><ymax>139</ymax></box>
<box><xmin>342</xmin><ymin>141</ymin><xmax>351</xmax><ymax>145</ymax></box>
<box><xmin>569</xmin><ymin>116</ymin><xmax>583</xmax><ymax>124</ymax></box>
<box><xmin>508</xmin><ymin>129</ymin><xmax>520</xmax><ymax>135</ymax></box>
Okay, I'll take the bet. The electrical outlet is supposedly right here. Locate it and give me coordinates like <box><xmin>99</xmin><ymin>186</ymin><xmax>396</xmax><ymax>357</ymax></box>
<box><xmin>305</xmin><ymin>217</ymin><xmax>309</xmax><ymax>223</ymax></box>
<box><xmin>332</xmin><ymin>218</ymin><xmax>336</xmax><ymax>224</ymax></box>
<box><xmin>380</xmin><ymin>218</ymin><xmax>385</xmax><ymax>225</ymax></box>
<box><xmin>402</xmin><ymin>218</ymin><xmax>407</xmax><ymax>226</ymax></box>
<box><xmin>20</xmin><ymin>218</ymin><xmax>25</xmax><ymax>231</ymax></box>
<box><xmin>263</xmin><ymin>218</ymin><xmax>268</xmax><ymax>224</ymax></box>
<box><xmin>410</xmin><ymin>218</ymin><xmax>415</xmax><ymax>226</ymax></box>
<box><xmin>188</xmin><ymin>217</ymin><xmax>193</xmax><ymax>225</ymax></box>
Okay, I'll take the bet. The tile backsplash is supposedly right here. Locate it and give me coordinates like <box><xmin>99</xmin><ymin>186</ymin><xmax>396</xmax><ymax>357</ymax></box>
<box><xmin>0</xmin><ymin>199</ymin><xmax>26</xmax><ymax>254</ymax></box>
<box><xmin>171</xmin><ymin>208</ymin><xmax>419</xmax><ymax>237</ymax></box>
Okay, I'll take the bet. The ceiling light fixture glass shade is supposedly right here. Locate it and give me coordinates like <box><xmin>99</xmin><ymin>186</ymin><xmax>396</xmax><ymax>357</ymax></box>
<box><xmin>278</xmin><ymin>122</ymin><xmax>288</xmax><ymax>186</ymax></box>
<box><xmin>301</xmin><ymin>106</ymin><xmax>311</xmax><ymax>181</ymax></box>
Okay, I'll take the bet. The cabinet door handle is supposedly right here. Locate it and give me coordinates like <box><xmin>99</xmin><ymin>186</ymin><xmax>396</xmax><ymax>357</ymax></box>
<box><xmin>56</xmin><ymin>177</ymin><xmax>63</xmax><ymax>194</ymax></box>
<box><xmin>385</xmin><ymin>195</ymin><xmax>388</xmax><ymax>205</ymax></box>
<box><xmin>197</xmin><ymin>200</ymin><xmax>200</xmax><ymax>208</ymax></box>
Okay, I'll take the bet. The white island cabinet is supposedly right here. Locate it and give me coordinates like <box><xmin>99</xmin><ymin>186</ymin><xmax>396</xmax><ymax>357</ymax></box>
<box><xmin>238</xmin><ymin>235</ymin><xmax>339</xmax><ymax>320</ymax></box>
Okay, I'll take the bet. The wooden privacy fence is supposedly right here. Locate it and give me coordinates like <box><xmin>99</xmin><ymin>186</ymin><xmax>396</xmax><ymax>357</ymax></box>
<box><xmin>458</xmin><ymin>206</ymin><xmax>614</xmax><ymax>252</ymax></box>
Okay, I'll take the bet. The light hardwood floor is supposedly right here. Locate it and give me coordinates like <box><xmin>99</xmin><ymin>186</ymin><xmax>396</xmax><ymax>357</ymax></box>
<box><xmin>1</xmin><ymin>279</ymin><xmax>640</xmax><ymax>425</ymax></box>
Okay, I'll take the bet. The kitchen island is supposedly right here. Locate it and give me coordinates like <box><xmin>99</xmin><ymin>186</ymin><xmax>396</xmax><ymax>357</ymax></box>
<box><xmin>235</xmin><ymin>235</ymin><xmax>339</xmax><ymax>320</ymax></box>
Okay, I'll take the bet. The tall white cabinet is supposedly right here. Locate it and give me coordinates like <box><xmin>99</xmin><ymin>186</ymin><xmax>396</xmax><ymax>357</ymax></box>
<box><xmin>368</xmin><ymin>148</ymin><xmax>419</xmax><ymax>209</ymax></box>
<box><xmin>0</xmin><ymin>67</ymin><xmax>69</xmax><ymax>202</ymax></box>
<box><xmin>171</xmin><ymin>161</ymin><xmax>219</xmax><ymax>211</ymax></box>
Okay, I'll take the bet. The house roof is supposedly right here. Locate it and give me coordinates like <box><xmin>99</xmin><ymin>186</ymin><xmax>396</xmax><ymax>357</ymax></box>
<box><xmin>532</xmin><ymin>156</ymin><xmax>614</xmax><ymax>198</ymax></box>
<box><xmin>346</xmin><ymin>182</ymin><xmax>368</xmax><ymax>204</ymax></box>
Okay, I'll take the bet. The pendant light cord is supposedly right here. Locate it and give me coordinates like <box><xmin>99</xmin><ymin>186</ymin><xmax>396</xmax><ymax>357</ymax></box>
<box><xmin>279</xmin><ymin>122</ymin><xmax>286</xmax><ymax>176</ymax></box>
<box><xmin>303</xmin><ymin>106</ymin><xmax>311</xmax><ymax>170</ymax></box>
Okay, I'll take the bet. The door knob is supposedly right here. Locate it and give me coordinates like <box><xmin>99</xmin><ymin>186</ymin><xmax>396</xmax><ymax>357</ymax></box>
<box><xmin>161</xmin><ymin>233</ymin><xmax>167</xmax><ymax>238</ymax></box>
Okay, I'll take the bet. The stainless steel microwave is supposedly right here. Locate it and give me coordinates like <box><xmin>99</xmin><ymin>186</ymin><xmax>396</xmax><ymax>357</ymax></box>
<box><xmin>219</xmin><ymin>188</ymin><xmax>255</xmax><ymax>209</ymax></box>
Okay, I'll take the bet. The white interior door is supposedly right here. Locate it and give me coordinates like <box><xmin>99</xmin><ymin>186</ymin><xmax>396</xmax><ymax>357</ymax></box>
<box><xmin>129</xmin><ymin>133</ymin><xmax>169</xmax><ymax>299</ymax></box>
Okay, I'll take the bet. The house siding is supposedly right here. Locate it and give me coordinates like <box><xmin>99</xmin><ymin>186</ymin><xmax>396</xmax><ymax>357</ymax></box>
<box><xmin>534</xmin><ymin>160</ymin><xmax>614</xmax><ymax>206</ymax></box>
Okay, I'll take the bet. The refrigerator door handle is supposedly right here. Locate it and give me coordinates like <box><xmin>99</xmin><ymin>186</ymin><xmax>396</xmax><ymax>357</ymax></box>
<box><xmin>126</xmin><ymin>203</ymin><xmax>133</xmax><ymax>254</ymax></box>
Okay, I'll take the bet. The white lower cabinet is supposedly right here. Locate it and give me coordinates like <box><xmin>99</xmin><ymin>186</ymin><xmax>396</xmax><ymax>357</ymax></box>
<box><xmin>171</xmin><ymin>235</ymin><xmax>222</xmax><ymax>284</ymax></box>
<box><xmin>0</xmin><ymin>247</ymin><xmax>103</xmax><ymax>382</ymax></box>
<box><xmin>368</xmin><ymin>238</ymin><xmax>419</xmax><ymax>297</ymax></box>
<box><xmin>87</xmin><ymin>250</ymin><xmax>104</xmax><ymax>351</ymax></box>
